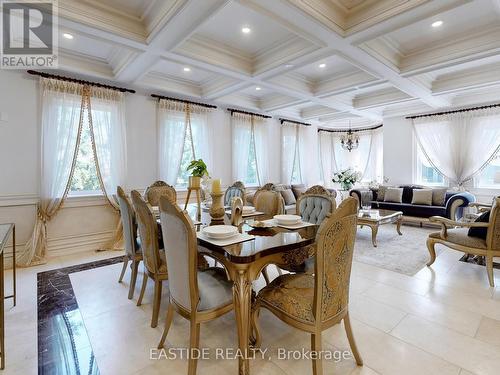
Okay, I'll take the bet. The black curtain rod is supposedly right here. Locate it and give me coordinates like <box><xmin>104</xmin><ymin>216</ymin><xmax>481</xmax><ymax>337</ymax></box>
<box><xmin>279</xmin><ymin>118</ymin><xmax>311</xmax><ymax>126</ymax></box>
<box><xmin>318</xmin><ymin>124</ymin><xmax>383</xmax><ymax>133</ymax></box>
<box><xmin>406</xmin><ymin>103</ymin><xmax>500</xmax><ymax>119</ymax></box>
<box><xmin>27</xmin><ymin>70</ymin><xmax>135</xmax><ymax>93</ymax></box>
<box><xmin>151</xmin><ymin>94</ymin><xmax>217</xmax><ymax>109</ymax></box>
<box><xmin>228</xmin><ymin>108</ymin><xmax>272</xmax><ymax>119</ymax></box>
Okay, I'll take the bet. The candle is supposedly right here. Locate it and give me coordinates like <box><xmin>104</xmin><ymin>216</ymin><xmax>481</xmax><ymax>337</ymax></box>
<box><xmin>211</xmin><ymin>178</ymin><xmax>222</xmax><ymax>194</ymax></box>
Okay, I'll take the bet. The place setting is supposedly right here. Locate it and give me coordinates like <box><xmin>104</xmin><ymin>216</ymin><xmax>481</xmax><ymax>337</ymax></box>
<box><xmin>196</xmin><ymin>224</ymin><xmax>255</xmax><ymax>246</ymax></box>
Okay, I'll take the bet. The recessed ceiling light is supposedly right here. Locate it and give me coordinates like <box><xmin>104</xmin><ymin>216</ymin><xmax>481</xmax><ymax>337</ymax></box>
<box><xmin>63</xmin><ymin>33</ymin><xmax>74</xmax><ymax>40</ymax></box>
<box><xmin>255</xmin><ymin>87</ymin><xmax>261</xmax><ymax>91</ymax></box>
<box><xmin>319</xmin><ymin>63</ymin><xmax>326</xmax><ymax>68</ymax></box>
<box><xmin>431</xmin><ymin>20</ymin><xmax>443</xmax><ymax>28</ymax></box>
<box><xmin>183</xmin><ymin>67</ymin><xmax>191</xmax><ymax>72</ymax></box>
<box><xmin>241</xmin><ymin>27</ymin><xmax>251</xmax><ymax>34</ymax></box>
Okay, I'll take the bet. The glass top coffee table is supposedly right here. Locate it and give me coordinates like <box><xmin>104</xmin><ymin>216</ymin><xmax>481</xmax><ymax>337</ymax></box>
<box><xmin>357</xmin><ymin>209</ymin><xmax>403</xmax><ymax>247</ymax></box>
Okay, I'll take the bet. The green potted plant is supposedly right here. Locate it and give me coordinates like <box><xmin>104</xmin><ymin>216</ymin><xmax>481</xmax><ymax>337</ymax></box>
<box><xmin>186</xmin><ymin>159</ymin><xmax>209</xmax><ymax>188</ymax></box>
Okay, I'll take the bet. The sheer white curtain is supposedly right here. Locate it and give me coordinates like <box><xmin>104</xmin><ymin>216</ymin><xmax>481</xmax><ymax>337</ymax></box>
<box><xmin>89</xmin><ymin>87</ymin><xmax>127</xmax><ymax>209</ymax></box>
<box><xmin>253</xmin><ymin>116</ymin><xmax>269</xmax><ymax>184</ymax></box>
<box><xmin>20</xmin><ymin>79</ymin><xmax>84</xmax><ymax>266</ymax></box>
<box><xmin>413</xmin><ymin>107</ymin><xmax>500</xmax><ymax>187</ymax></box>
<box><xmin>158</xmin><ymin>100</ymin><xmax>187</xmax><ymax>185</ymax></box>
<box><xmin>319</xmin><ymin>131</ymin><xmax>334</xmax><ymax>188</ymax></box>
<box><xmin>362</xmin><ymin>128</ymin><xmax>383</xmax><ymax>182</ymax></box>
<box><xmin>231</xmin><ymin>112</ymin><xmax>252</xmax><ymax>183</ymax></box>
<box><xmin>281</xmin><ymin>122</ymin><xmax>298</xmax><ymax>184</ymax></box>
<box><xmin>157</xmin><ymin>100</ymin><xmax>213</xmax><ymax>185</ymax></box>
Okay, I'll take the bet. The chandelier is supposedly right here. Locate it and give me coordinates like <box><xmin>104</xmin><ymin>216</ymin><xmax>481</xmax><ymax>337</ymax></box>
<box><xmin>340</xmin><ymin>124</ymin><xmax>359</xmax><ymax>152</ymax></box>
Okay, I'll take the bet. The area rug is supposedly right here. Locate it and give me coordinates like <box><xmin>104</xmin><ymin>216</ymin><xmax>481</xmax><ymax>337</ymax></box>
<box><xmin>354</xmin><ymin>224</ymin><xmax>436</xmax><ymax>276</ymax></box>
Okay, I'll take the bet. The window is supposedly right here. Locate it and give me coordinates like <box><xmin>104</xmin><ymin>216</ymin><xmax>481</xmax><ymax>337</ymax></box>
<box><xmin>415</xmin><ymin>142</ymin><xmax>446</xmax><ymax>186</ymax></box>
<box><xmin>176</xmin><ymin>125</ymin><xmax>195</xmax><ymax>188</ymax></box>
<box><xmin>476</xmin><ymin>153</ymin><xmax>500</xmax><ymax>188</ymax></box>
<box><xmin>69</xmin><ymin>113</ymin><xmax>101</xmax><ymax>196</ymax></box>
<box><xmin>245</xmin><ymin>133</ymin><xmax>259</xmax><ymax>186</ymax></box>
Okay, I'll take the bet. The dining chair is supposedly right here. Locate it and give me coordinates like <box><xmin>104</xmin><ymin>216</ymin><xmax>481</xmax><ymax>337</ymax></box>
<box><xmin>116</xmin><ymin>186</ymin><xmax>143</xmax><ymax>299</ymax></box>
<box><xmin>157</xmin><ymin>196</ymin><xmax>234</xmax><ymax>375</ymax></box>
<box><xmin>251</xmin><ymin>198</ymin><xmax>363</xmax><ymax>375</ymax></box>
<box><xmin>427</xmin><ymin>196</ymin><xmax>500</xmax><ymax>287</ymax></box>
<box><xmin>144</xmin><ymin>180</ymin><xmax>177</xmax><ymax>206</ymax></box>
<box><xmin>278</xmin><ymin>185</ymin><xmax>337</xmax><ymax>274</ymax></box>
<box><xmin>254</xmin><ymin>190</ymin><xmax>284</xmax><ymax>219</ymax></box>
<box><xmin>131</xmin><ymin>190</ymin><xmax>168</xmax><ymax>328</ymax></box>
<box><xmin>224</xmin><ymin>181</ymin><xmax>246</xmax><ymax>206</ymax></box>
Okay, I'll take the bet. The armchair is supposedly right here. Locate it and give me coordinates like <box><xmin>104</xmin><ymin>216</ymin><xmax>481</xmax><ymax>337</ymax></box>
<box><xmin>426</xmin><ymin>197</ymin><xmax>500</xmax><ymax>287</ymax></box>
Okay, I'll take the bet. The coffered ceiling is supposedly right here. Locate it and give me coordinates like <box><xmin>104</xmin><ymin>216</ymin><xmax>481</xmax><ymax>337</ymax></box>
<box><xmin>23</xmin><ymin>0</ymin><xmax>500</xmax><ymax>127</ymax></box>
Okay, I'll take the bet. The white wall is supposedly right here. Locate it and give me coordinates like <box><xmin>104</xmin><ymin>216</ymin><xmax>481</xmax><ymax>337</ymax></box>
<box><xmin>0</xmin><ymin>70</ymin><xmax>321</xmax><ymax>263</ymax></box>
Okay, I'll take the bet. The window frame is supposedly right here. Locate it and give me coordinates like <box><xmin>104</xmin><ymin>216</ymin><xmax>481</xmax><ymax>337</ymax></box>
<box><xmin>473</xmin><ymin>153</ymin><xmax>500</xmax><ymax>189</ymax></box>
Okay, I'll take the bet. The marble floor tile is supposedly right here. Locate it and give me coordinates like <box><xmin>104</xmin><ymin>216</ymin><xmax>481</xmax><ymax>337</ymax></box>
<box><xmin>474</xmin><ymin>316</ymin><xmax>500</xmax><ymax>347</ymax></box>
<box><xmin>392</xmin><ymin>314</ymin><xmax>500</xmax><ymax>375</ymax></box>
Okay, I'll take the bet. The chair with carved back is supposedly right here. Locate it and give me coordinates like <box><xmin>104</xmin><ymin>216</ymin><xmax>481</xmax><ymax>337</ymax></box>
<box><xmin>254</xmin><ymin>190</ymin><xmax>284</xmax><ymax>220</ymax></box>
<box><xmin>144</xmin><ymin>180</ymin><xmax>177</xmax><ymax>207</ymax></box>
<box><xmin>224</xmin><ymin>181</ymin><xmax>246</xmax><ymax>206</ymax></box>
<box><xmin>116</xmin><ymin>186</ymin><xmax>143</xmax><ymax>299</ymax></box>
<box><xmin>157</xmin><ymin>196</ymin><xmax>233</xmax><ymax>375</ymax></box>
<box><xmin>427</xmin><ymin>196</ymin><xmax>500</xmax><ymax>287</ymax></box>
<box><xmin>131</xmin><ymin>190</ymin><xmax>168</xmax><ymax>328</ymax></box>
<box><xmin>251</xmin><ymin>198</ymin><xmax>362</xmax><ymax>375</ymax></box>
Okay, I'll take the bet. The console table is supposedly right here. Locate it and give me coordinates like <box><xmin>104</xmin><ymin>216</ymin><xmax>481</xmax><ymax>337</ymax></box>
<box><xmin>0</xmin><ymin>223</ymin><xmax>17</xmax><ymax>369</ymax></box>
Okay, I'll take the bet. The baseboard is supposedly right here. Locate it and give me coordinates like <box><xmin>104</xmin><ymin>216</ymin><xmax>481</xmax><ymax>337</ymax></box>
<box><xmin>47</xmin><ymin>230</ymin><xmax>115</xmax><ymax>257</ymax></box>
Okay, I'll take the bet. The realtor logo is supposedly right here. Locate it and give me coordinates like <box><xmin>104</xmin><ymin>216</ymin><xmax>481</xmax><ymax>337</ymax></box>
<box><xmin>1</xmin><ymin>0</ymin><xmax>58</xmax><ymax>68</ymax></box>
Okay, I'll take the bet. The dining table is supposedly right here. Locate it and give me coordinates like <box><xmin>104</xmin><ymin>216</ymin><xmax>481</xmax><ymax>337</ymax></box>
<box><xmin>182</xmin><ymin>204</ymin><xmax>318</xmax><ymax>375</ymax></box>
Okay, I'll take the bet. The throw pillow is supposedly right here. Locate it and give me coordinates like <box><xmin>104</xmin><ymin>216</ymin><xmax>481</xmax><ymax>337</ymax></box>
<box><xmin>384</xmin><ymin>188</ymin><xmax>403</xmax><ymax>203</ymax></box>
<box><xmin>281</xmin><ymin>189</ymin><xmax>296</xmax><ymax>206</ymax></box>
<box><xmin>376</xmin><ymin>185</ymin><xmax>389</xmax><ymax>202</ymax></box>
<box><xmin>292</xmin><ymin>185</ymin><xmax>307</xmax><ymax>199</ymax></box>
<box><xmin>468</xmin><ymin>211</ymin><xmax>490</xmax><ymax>239</ymax></box>
<box><xmin>411</xmin><ymin>189</ymin><xmax>433</xmax><ymax>205</ymax></box>
<box><xmin>432</xmin><ymin>188</ymin><xmax>448</xmax><ymax>206</ymax></box>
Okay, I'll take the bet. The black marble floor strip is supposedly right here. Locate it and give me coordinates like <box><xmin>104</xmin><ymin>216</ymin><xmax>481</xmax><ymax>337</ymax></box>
<box><xmin>459</xmin><ymin>254</ymin><xmax>500</xmax><ymax>269</ymax></box>
<box><xmin>37</xmin><ymin>256</ymin><xmax>123</xmax><ymax>375</ymax></box>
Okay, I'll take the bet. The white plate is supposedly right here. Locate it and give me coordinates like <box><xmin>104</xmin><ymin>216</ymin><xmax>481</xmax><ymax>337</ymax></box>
<box><xmin>202</xmin><ymin>225</ymin><xmax>238</xmax><ymax>239</ymax></box>
<box><xmin>242</xmin><ymin>206</ymin><xmax>255</xmax><ymax>214</ymax></box>
<box><xmin>273</xmin><ymin>214</ymin><xmax>301</xmax><ymax>225</ymax></box>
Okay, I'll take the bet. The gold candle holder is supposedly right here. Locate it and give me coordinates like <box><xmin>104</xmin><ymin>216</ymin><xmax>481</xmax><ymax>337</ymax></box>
<box><xmin>209</xmin><ymin>192</ymin><xmax>225</xmax><ymax>221</ymax></box>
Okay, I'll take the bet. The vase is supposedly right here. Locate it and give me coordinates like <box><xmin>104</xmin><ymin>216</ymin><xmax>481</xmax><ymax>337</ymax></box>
<box><xmin>209</xmin><ymin>192</ymin><xmax>225</xmax><ymax>221</ymax></box>
<box><xmin>341</xmin><ymin>182</ymin><xmax>353</xmax><ymax>191</ymax></box>
<box><xmin>189</xmin><ymin>176</ymin><xmax>201</xmax><ymax>189</ymax></box>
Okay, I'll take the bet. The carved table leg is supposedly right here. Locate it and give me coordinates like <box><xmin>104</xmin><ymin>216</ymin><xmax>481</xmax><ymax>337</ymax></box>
<box><xmin>370</xmin><ymin>224</ymin><xmax>379</xmax><ymax>247</ymax></box>
<box><xmin>233</xmin><ymin>267</ymin><xmax>252</xmax><ymax>375</ymax></box>
<box><xmin>396</xmin><ymin>216</ymin><xmax>403</xmax><ymax>236</ymax></box>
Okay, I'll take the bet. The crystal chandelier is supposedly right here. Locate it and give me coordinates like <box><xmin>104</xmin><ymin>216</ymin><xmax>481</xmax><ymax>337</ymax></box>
<box><xmin>340</xmin><ymin>123</ymin><xmax>359</xmax><ymax>152</ymax></box>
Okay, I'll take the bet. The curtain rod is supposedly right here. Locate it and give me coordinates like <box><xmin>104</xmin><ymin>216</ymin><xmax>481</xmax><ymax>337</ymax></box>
<box><xmin>406</xmin><ymin>103</ymin><xmax>500</xmax><ymax>119</ymax></box>
<box><xmin>27</xmin><ymin>70</ymin><xmax>136</xmax><ymax>93</ymax></box>
<box><xmin>228</xmin><ymin>108</ymin><xmax>272</xmax><ymax>119</ymax></box>
<box><xmin>318</xmin><ymin>124</ymin><xmax>383</xmax><ymax>133</ymax></box>
<box><xmin>151</xmin><ymin>94</ymin><xmax>217</xmax><ymax>109</ymax></box>
<box><xmin>279</xmin><ymin>118</ymin><xmax>311</xmax><ymax>126</ymax></box>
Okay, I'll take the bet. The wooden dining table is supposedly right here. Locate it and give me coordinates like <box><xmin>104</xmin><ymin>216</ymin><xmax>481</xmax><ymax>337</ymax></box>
<box><xmin>183</xmin><ymin>205</ymin><xmax>318</xmax><ymax>375</ymax></box>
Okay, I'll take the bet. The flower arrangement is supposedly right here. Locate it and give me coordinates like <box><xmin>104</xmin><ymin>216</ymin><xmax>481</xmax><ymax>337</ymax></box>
<box><xmin>332</xmin><ymin>168</ymin><xmax>361</xmax><ymax>191</ymax></box>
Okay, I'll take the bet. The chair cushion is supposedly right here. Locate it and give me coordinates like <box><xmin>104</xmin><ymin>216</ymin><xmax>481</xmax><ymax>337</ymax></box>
<box><xmin>299</xmin><ymin>196</ymin><xmax>332</xmax><ymax>224</ymax></box>
<box><xmin>432</xmin><ymin>188</ymin><xmax>448</xmax><ymax>206</ymax></box>
<box><xmin>384</xmin><ymin>188</ymin><xmax>403</xmax><ymax>203</ymax></box>
<box><xmin>292</xmin><ymin>184</ymin><xmax>307</xmax><ymax>199</ymax></box>
<box><xmin>281</xmin><ymin>188</ymin><xmax>296</xmax><ymax>206</ymax></box>
<box><xmin>197</xmin><ymin>267</ymin><xmax>233</xmax><ymax>311</ymax></box>
<box><xmin>429</xmin><ymin>228</ymin><xmax>487</xmax><ymax>249</ymax></box>
<box><xmin>257</xmin><ymin>273</ymin><xmax>315</xmax><ymax>323</ymax></box>
<box><xmin>412</xmin><ymin>189</ymin><xmax>433</xmax><ymax>206</ymax></box>
<box><xmin>468</xmin><ymin>211</ymin><xmax>490</xmax><ymax>239</ymax></box>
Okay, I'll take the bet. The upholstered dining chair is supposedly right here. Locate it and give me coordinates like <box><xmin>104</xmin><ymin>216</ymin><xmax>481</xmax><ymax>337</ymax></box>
<box><xmin>116</xmin><ymin>186</ymin><xmax>143</xmax><ymax>299</ymax></box>
<box><xmin>157</xmin><ymin>196</ymin><xmax>233</xmax><ymax>375</ymax></box>
<box><xmin>251</xmin><ymin>198</ymin><xmax>362</xmax><ymax>375</ymax></box>
<box><xmin>427</xmin><ymin>196</ymin><xmax>500</xmax><ymax>287</ymax></box>
<box><xmin>254</xmin><ymin>190</ymin><xmax>284</xmax><ymax>219</ymax></box>
<box><xmin>224</xmin><ymin>181</ymin><xmax>246</xmax><ymax>206</ymax></box>
<box><xmin>144</xmin><ymin>180</ymin><xmax>177</xmax><ymax>206</ymax></box>
<box><xmin>131</xmin><ymin>190</ymin><xmax>168</xmax><ymax>328</ymax></box>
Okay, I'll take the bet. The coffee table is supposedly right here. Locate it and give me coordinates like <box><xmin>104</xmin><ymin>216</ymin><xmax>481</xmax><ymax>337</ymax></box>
<box><xmin>357</xmin><ymin>209</ymin><xmax>403</xmax><ymax>247</ymax></box>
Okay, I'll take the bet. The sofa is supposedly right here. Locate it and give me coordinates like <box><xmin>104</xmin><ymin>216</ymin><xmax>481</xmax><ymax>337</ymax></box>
<box><xmin>350</xmin><ymin>185</ymin><xmax>475</xmax><ymax>221</ymax></box>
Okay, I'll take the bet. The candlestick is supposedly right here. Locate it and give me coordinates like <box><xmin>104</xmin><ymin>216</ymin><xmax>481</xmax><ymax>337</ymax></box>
<box><xmin>211</xmin><ymin>178</ymin><xmax>222</xmax><ymax>194</ymax></box>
